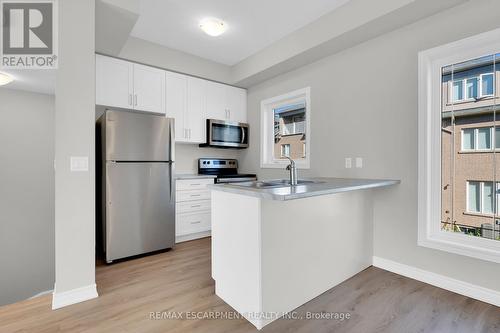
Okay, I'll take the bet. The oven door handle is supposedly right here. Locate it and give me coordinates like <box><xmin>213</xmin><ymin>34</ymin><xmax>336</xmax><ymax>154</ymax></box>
<box><xmin>217</xmin><ymin>177</ymin><xmax>257</xmax><ymax>183</ymax></box>
<box><xmin>241</xmin><ymin>126</ymin><xmax>245</xmax><ymax>144</ymax></box>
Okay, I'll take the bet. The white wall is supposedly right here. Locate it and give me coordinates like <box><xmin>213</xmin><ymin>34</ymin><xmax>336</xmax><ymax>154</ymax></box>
<box><xmin>53</xmin><ymin>0</ymin><xmax>97</xmax><ymax>307</ymax></box>
<box><xmin>119</xmin><ymin>37</ymin><xmax>233</xmax><ymax>84</ymax></box>
<box><xmin>0</xmin><ymin>88</ymin><xmax>54</xmax><ymax>306</ymax></box>
<box><xmin>241</xmin><ymin>0</ymin><xmax>500</xmax><ymax>292</ymax></box>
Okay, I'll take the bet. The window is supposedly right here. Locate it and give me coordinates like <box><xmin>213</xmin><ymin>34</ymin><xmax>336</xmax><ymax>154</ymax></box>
<box><xmin>419</xmin><ymin>28</ymin><xmax>500</xmax><ymax>264</ymax></box>
<box><xmin>477</xmin><ymin>127</ymin><xmax>492</xmax><ymax>149</ymax></box>
<box><xmin>467</xmin><ymin>181</ymin><xmax>480</xmax><ymax>213</ymax></box>
<box><xmin>461</xmin><ymin>127</ymin><xmax>500</xmax><ymax>151</ymax></box>
<box><xmin>466</xmin><ymin>181</ymin><xmax>495</xmax><ymax>214</ymax></box>
<box><xmin>452</xmin><ymin>80</ymin><xmax>463</xmax><ymax>101</ymax></box>
<box><xmin>496</xmin><ymin>128</ymin><xmax>500</xmax><ymax>148</ymax></box>
<box><xmin>481</xmin><ymin>73</ymin><xmax>494</xmax><ymax>96</ymax></box>
<box><xmin>261</xmin><ymin>87</ymin><xmax>310</xmax><ymax>168</ymax></box>
<box><xmin>281</xmin><ymin>144</ymin><xmax>290</xmax><ymax>157</ymax></box>
<box><xmin>465</xmin><ymin>77</ymin><xmax>478</xmax><ymax>99</ymax></box>
<box><xmin>450</xmin><ymin>72</ymin><xmax>494</xmax><ymax>102</ymax></box>
<box><xmin>462</xmin><ymin>128</ymin><xmax>475</xmax><ymax>150</ymax></box>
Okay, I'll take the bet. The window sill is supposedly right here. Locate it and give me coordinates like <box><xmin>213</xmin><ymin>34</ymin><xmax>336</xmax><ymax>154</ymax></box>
<box><xmin>261</xmin><ymin>160</ymin><xmax>310</xmax><ymax>169</ymax></box>
<box><xmin>458</xmin><ymin>150</ymin><xmax>499</xmax><ymax>154</ymax></box>
<box><xmin>463</xmin><ymin>212</ymin><xmax>496</xmax><ymax>218</ymax></box>
<box><xmin>446</xmin><ymin>95</ymin><xmax>495</xmax><ymax>106</ymax></box>
<box><xmin>419</xmin><ymin>231</ymin><xmax>500</xmax><ymax>264</ymax></box>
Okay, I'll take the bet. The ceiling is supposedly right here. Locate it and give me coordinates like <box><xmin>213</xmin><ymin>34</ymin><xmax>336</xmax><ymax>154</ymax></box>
<box><xmin>130</xmin><ymin>0</ymin><xmax>352</xmax><ymax>66</ymax></box>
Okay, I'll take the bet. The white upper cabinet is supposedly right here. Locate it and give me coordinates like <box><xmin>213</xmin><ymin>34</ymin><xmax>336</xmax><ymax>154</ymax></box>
<box><xmin>96</xmin><ymin>55</ymin><xmax>165</xmax><ymax>114</ymax></box>
<box><xmin>206</xmin><ymin>81</ymin><xmax>227</xmax><ymax>121</ymax></box>
<box><xmin>186</xmin><ymin>77</ymin><xmax>206</xmax><ymax>144</ymax></box>
<box><xmin>165</xmin><ymin>72</ymin><xmax>206</xmax><ymax>143</ymax></box>
<box><xmin>206</xmin><ymin>81</ymin><xmax>247</xmax><ymax>123</ymax></box>
<box><xmin>96</xmin><ymin>55</ymin><xmax>247</xmax><ymax>145</ymax></box>
<box><xmin>96</xmin><ymin>55</ymin><xmax>133</xmax><ymax>109</ymax></box>
<box><xmin>226</xmin><ymin>86</ymin><xmax>247</xmax><ymax>123</ymax></box>
<box><xmin>165</xmin><ymin>71</ymin><xmax>187</xmax><ymax>141</ymax></box>
<box><xmin>132</xmin><ymin>64</ymin><xmax>165</xmax><ymax>114</ymax></box>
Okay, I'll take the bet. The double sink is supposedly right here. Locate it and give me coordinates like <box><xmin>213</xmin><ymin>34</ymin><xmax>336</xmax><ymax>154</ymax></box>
<box><xmin>234</xmin><ymin>179</ymin><xmax>325</xmax><ymax>189</ymax></box>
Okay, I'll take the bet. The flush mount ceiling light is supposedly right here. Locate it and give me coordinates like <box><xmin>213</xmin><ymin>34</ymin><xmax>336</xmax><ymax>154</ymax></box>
<box><xmin>0</xmin><ymin>72</ymin><xmax>13</xmax><ymax>86</ymax></box>
<box><xmin>199</xmin><ymin>17</ymin><xmax>227</xmax><ymax>37</ymax></box>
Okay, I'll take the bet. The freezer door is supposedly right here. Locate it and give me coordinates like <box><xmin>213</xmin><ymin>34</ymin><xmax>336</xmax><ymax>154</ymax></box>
<box><xmin>105</xmin><ymin>110</ymin><xmax>174</xmax><ymax>161</ymax></box>
<box><xmin>105</xmin><ymin>162</ymin><xmax>175</xmax><ymax>262</ymax></box>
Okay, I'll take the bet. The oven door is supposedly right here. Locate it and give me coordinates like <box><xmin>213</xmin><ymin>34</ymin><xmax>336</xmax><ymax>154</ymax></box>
<box><xmin>208</xmin><ymin>119</ymin><xmax>249</xmax><ymax>148</ymax></box>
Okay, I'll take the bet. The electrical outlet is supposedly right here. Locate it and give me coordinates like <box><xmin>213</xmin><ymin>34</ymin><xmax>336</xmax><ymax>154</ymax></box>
<box><xmin>70</xmin><ymin>156</ymin><xmax>89</xmax><ymax>172</ymax></box>
<box><xmin>355</xmin><ymin>157</ymin><xmax>363</xmax><ymax>168</ymax></box>
<box><xmin>345</xmin><ymin>157</ymin><xmax>352</xmax><ymax>169</ymax></box>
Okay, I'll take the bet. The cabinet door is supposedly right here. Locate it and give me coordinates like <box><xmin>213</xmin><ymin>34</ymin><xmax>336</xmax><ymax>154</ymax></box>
<box><xmin>226</xmin><ymin>86</ymin><xmax>247</xmax><ymax>123</ymax></box>
<box><xmin>133</xmin><ymin>64</ymin><xmax>166</xmax><ymax>114</ymax></box>
<box><xmin>96</xmin><ymin>55</ymin><xmax>133</xmax><ymax>109</ymax></box>
<box><xmin>205</xmin><ymin>81</ymin><xmax>227</xmax><ymax>121</ymax></box>
<box><xmin>165</xmin><ymin>71</ymin><xmax>187</xmax><ymax>141</ymax></box>
<box><xmin>186</xmin><ymin>77</ymin><xmax>206</xmax><ymax>143</ymax></box>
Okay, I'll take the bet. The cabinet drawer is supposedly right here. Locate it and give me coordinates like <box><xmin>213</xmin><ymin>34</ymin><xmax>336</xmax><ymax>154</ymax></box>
<box><xmin>176</xmin><ymin>178</ymin><xmax>214</xmax><ymax>191</ymax></box>
<box><xmin>176</xmin><ymin>190</ymin><xmax>210</xmax><ymax>202</ymax></box>
<box><xmin>176</xmin><ymin>212</ymin><xmax>210</xmax><ymax>236</ymax></box>
<box><xmin>176</xmin><ymin>199</ymin><xmax>211</xmax><ymax>214</ymax></box>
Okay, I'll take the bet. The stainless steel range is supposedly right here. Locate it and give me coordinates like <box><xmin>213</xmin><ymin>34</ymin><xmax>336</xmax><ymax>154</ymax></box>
<box><xmin>198</xmin><ymin>158</ymin><xmax>257</xmax><ymax>183</ymax></box>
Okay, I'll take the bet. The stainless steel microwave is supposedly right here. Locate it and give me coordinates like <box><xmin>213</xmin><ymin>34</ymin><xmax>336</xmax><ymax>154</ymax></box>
<box><xmin>200</xmin><ymin>119</ymin><xmax>249</xmax><ymax>149</ymax></box>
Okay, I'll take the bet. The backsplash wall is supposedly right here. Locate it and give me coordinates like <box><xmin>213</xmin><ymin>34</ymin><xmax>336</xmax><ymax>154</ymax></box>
<box><xmin>175</xmin><ymin>144</ymin><xmax>241</xmax><ymax>174</ymax></box>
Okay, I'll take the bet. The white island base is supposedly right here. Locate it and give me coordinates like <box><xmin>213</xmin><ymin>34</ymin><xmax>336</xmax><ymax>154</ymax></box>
<box><xmin>211</xmin><ymin>189</ymin><xmax>376</xmax><ymax>330</ymax></box>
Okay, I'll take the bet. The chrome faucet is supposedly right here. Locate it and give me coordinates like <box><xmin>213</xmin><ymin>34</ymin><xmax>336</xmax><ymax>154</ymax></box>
<box><xmin>284</xmin><ymin>156</ymin><xmax>298</xmax><ymax>186</ymax></box>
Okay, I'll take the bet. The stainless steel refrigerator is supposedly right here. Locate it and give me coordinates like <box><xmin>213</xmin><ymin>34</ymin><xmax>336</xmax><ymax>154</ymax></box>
<box><xmin>97</xmin><ymin>110</ymin><xmax>175</xmax><ymax>263</ymax></box>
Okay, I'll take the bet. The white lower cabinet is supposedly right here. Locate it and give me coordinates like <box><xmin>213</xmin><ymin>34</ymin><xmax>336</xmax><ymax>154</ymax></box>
<box><xmin>175</xmin><ymin>178</ymin><xmax>214</xmax><ymax>243</ymax></box>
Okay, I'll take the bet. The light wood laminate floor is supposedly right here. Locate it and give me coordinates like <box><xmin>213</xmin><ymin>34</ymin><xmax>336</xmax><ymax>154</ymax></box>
<box><xmin>0</xmin><ymin>237</ymin><xmax>499</xmax><ymax>333</ymax></box>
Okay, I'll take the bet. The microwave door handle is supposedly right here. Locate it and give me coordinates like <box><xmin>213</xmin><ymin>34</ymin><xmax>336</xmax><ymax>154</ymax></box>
<box><xmin>241</xmin><ymin>126</ymin><xmax>245</xmax><ymax>144</ymax></box>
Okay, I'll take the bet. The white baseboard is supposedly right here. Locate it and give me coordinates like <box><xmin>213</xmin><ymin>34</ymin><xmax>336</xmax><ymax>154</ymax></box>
<box><xmin>372</xmin><ymin>256</ymin><xmax>500</xmax><ymax>307</ymax></box>
<box><xmin>176</xmin><ymin>230</ymin><xmax>211</xmax><ymax>243</ymax></box>
<box><xmin>29</xmin><ymin>289</ymin><xmax>53</xmax><ymax>300</ymax></box>
<box><xmin>52</xmin><ymin>284</ymin><xmax>98</xmax><ymax>310</ymax></box>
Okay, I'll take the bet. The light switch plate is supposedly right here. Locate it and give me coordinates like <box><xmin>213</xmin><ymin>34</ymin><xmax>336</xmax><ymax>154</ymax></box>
<box><xmin>345</xmin><ymin>157</ymin><xmax>352</xmax><ymax>169</ymax></box>
<box><xmin>70</xmin><ymin>156</ymin><xmax>89</xmax><ymax>172</ymax></box>
<box><xmin>355</xmin><ymin>157</ymin><xmax>363</xmax><ymax>168</ymax></box>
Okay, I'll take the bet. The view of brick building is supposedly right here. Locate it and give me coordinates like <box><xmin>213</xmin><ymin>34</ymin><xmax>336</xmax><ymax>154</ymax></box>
<box><xmin>273</xmin><ymin>104</ymin><xmax>306</xmax><ymax>160</ymax></box>
<box><xmin>441</xmin><ymin>54</ymin><xmax>500</xmax><ymax>240</ymax></box>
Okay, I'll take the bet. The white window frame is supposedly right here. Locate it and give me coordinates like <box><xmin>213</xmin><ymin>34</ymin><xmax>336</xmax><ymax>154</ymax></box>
<box><xmin>461</xmin><ymin>127</ymin><xmax>494</xmax><ymax>151</ymax></box>
<box><xmin>281</xmin><ymin>144</ymin><xmax>290</xmax><ymax>157</ymax></box>
<box><xmin>260</xmin><ymin>87</ymin><xmax>311</xmax><ymax>168</ymax></box>
<box><xmin>449</xmin><ymin>72</ymin><xmax>495</xmax><ymax>102</ymax></box>
<box><xmin>418</xmin><ymin>28</ymin><xmax>500</xmax><ymax>264</ymax></box>
<box><xmin>466</xmin><ymin>181</ymin><xmax>480</xmax><ymax>214</ymax></box>
<box><xmin>480</xmin><ymin>72</ymin><xmax>495</xmax><ymax>97</ymax></box>
<box><xmin>450</xmin><ymin>79</ymin><xmax>465</xmax><ymax>102</ymax></box>
<box><xmin>460</xmin><ymin>128</ymin><xmax>476</xmax><ymax>151</ymax></box>
<box><xmin>466</xmin><ymin>181</ymin><xmax>495</xmax><ymax>215</ymax></box>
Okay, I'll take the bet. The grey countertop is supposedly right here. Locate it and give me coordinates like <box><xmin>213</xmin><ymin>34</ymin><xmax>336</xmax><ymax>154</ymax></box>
<box><xmin>208</xmin><ymin>177</ymin><xmax>400</xmax><ymax>201</ymax></box>
<box><xmin>175</xmin><ymin>174</ymin><xmax>217</xmax><ymax>180</ymax></box>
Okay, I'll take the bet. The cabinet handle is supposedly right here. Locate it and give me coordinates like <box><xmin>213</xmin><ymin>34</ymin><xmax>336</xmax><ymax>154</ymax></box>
<box><xmin>128</xmin><ymin>94</ymin><xmax>132</xmax><ymax>106</ymax></box>
<box><xmin>191</xmin><ymin>205</ymin><xmax>201</xmax><ymax>208</ymax></box>
<box><xmin>134</xmin><ymin>94</ymin><xmax>137</xmax><ymax>106</ymax></box>
<box><xmin>190</xmin><ymin>183</ymin><xmax>201</xmax><ymax>186</ymax></box>
<box><xmin>190</xmin><ymin>194</ymin><xmax>201</xmax><ymax>197</ymax></box>
<box><xmin>190</xmin><ymin>221</ymin><xmax>201</xmax><ymax>224</ymax></box>
<box><xmin>228</xmin><ymin>109</ymin><xmax>231</xmax><ymax>120</ymax></box>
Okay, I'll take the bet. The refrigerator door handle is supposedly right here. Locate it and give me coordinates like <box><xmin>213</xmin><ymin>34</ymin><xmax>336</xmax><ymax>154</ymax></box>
<box><xmin>169</xmin><ymin>119</ymin><xmax>175</xmax><ymax>203</ymax></box>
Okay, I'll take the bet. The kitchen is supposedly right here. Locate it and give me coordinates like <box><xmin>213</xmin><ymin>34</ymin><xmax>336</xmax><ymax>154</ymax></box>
<box><xmin>1</xmin><ymin>0</ymin><xmax>500</xmax><ymax>332</ymax></box>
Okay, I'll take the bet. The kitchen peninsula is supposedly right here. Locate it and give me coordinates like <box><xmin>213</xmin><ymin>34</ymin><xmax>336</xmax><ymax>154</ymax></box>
<box><xmin>209</xmin><ymin>178</ymin><xmax>400</xmax><ymax>329</ymax></box>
